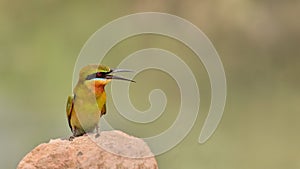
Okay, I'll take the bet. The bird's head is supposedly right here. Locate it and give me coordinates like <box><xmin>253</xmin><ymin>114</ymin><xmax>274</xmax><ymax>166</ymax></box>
<box><xmin>79</xmin><ymin>65</ymin><xmax>135</xmax><ymax>94</ymax></box>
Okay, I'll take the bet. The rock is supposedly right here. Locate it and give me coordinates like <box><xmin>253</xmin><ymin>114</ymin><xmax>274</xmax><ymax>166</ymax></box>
<box><xmin>17</xmin><ymin>130</ymin><xmax>158</xmax><ymax>169</ymax></box>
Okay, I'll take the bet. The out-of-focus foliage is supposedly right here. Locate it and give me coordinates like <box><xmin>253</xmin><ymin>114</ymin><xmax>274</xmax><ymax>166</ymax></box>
<box><xmin>0</xmin><ymin>1</ymin><xmax>299</xmax><ymax>169</ymax></box>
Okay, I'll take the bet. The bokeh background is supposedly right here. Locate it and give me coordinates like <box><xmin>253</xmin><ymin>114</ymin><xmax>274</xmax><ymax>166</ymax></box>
<box><xmin>1</xmin><ymin>1</ymin><xmax>300</xmax><ymax>169</ymax></box>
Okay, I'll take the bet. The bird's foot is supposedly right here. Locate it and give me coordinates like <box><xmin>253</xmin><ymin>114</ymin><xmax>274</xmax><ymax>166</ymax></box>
<box><xmin>69</xmin><ymin>136</ymin><xmax>75</xmax><ymax>141</ymax></box>
<box><xmin>95</xmin><ymin>133</ymin><xmax>100</xmax><ymax>138</ymax></box>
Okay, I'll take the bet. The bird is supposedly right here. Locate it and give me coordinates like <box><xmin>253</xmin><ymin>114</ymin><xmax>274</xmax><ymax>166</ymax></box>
<box><xmin>66</xmin><ymin>64</ymin><xmax>135</xmax><ymax>139</ymax></box>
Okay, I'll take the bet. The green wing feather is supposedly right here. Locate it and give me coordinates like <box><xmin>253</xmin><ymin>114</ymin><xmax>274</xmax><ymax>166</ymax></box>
<box><xmin>66</xmin><ymin>95</ymin><xmax>74</xmax><ymax>131</ymax></box>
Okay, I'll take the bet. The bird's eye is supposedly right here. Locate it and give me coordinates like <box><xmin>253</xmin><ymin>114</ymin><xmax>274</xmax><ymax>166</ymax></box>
<box><xmin>96</xmin><ymin>72</ymin><xmax>102</xmax><ymax>78</ymax></box>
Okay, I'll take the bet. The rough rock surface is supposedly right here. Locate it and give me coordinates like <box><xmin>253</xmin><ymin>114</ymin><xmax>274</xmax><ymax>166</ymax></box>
<box><xmin>17</xmin><ymin>130</ymin><xmax>158</xmax><ymax>169</ymax></box>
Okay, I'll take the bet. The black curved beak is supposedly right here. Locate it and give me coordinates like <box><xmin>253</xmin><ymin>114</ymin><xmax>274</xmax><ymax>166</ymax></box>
<box><xmin>105</xmin><ymin>69</ymin><xmax>136</xmax><ymax>83</ymax></box>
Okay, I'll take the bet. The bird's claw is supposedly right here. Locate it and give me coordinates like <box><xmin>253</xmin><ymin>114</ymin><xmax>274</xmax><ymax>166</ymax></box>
<box><xmin>69</xmin><ymin>136</ymin><xmax>75</xmax><ymax>141</ymax></box>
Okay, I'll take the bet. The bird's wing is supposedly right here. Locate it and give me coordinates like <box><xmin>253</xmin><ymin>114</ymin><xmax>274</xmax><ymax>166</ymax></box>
<box><xmin>101</xmin><ymin>103</ymin><xmax>106</xmax><ymax>116</ymax></box>
<box><xmin>66</xmin><ymin>95</ymin><xmax>75</xmax><ymax>131</ymax></box>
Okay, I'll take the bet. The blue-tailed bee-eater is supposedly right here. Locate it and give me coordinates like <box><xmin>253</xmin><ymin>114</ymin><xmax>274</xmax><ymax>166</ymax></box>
<box><xmin>66</xmin><ymin>65</ymin><xmax>135</xmax><ymax>139</ymax></box>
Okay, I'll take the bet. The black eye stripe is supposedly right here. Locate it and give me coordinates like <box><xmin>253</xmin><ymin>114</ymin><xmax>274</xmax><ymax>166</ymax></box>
<box><xmin>85</xmin><ymin>73</ymin><xmax>96</xmax><ymax>80</ymax></box>
<box><xmin>85</xmin><ymin>71</ymin><xmax>111</xmax><ymax>80</ymax></box>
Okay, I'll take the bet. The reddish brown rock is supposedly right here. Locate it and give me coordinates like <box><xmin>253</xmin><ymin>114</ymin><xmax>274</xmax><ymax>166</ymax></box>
<box><xmin>17</xmin><ymin>130</ymin><xmax>158</xmax><ymax>169</ymax></box>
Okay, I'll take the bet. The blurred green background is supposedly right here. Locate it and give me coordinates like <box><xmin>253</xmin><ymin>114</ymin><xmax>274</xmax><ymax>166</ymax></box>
<box><xmin>1</xmin><ymin>1</ymin><xmax>300</xmax><ymax>169</ymax></box>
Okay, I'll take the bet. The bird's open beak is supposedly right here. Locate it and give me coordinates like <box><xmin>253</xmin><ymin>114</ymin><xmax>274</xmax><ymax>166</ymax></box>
<box><xmin>105</xmin><ymin>69</ymin><xmax>136</xmax><ymax>83</ymax></box>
